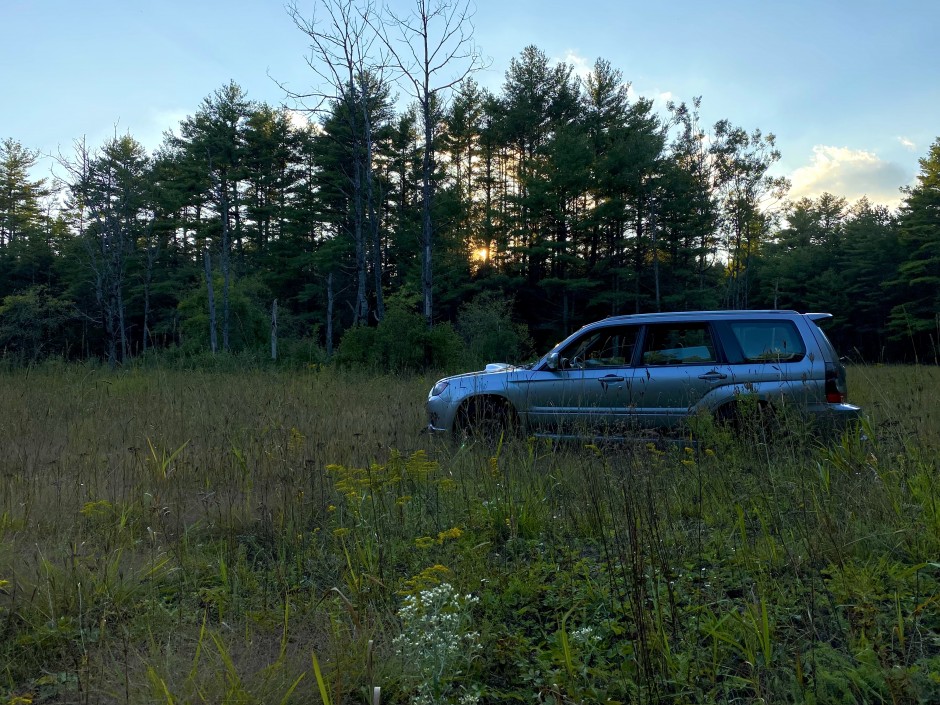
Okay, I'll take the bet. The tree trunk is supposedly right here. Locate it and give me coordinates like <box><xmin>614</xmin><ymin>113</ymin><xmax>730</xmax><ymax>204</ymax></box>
<box><xmin>204</xmin><ymin>246</ymin><xmax>218</xmax><ymax>354</ymax></box>
<box><xmin>650</xmin><ymin>202</ymin><xmax>661</xmax><ymax>312</ymax></box>
<box><xmin>326</xmin><ymin>272</ymin><xmax>334</xmax><ymax>359</ymax></box>
<box><xmin>421</xmin><ymin>95</ymin><xmax>434</xmax><ymax>327</ymax></box>
<box><xmin>220</xmin><ymin>178</ymin><xmax>231</xmax><ymax>352</ymax></box>
<box><xmin>270</xmin><ymin>298</ymin><xmax>278</xmax><ymax>361</ymax></box>
<box><xmin>117</xmin><ymin>281</ymin><xmax>128</xmax><ymax>362</ymax></box>
<box><xmin>363</xmin><ymin>95</ymin><xmax>384</xmax><ymax>322</ymax></box>
<box><xmin>142</xmin><ymin>280</ymin><xmax>150</xmax><ymax>355</ymax></box>
<box><xmin>353</xmin><ymin>154</ymin><xmax>368</xmax><ymax>326</ymax></box>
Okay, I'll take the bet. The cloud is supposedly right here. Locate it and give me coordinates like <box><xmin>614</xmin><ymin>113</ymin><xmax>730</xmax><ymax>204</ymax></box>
<box><xmin>788</xmin><ymin>145</ymin><xmax>908</xmax><ymax>208</ymax></box>
<box><xmin>556</xmin><ymin>50</ymin><xmax>593</xmax><ymax>80</ymax></box>
<box><xmin>285</xmin><ymin>108</ymin><xmax>311</xmax><ymax>131</ymax></box>
<box><xmin>133</xmin><ymin>109</ymin><xmax>190</xmax><ymax>153</ymax></box>
<box><xmin>897</xmin><ymin>136</ymin><xmax>916</xmax><ymax>151</ymax></box>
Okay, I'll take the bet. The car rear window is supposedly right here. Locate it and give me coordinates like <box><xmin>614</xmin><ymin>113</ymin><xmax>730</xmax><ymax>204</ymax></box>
<box><xmin>728</xmin><ymin>321</ymin><xmax>805</xmax><ymax>363</ymax></box>
<box><xmin>808</xmin><ymin>321</ymin><xmax>840</xmax><ymax>362</ymax></box>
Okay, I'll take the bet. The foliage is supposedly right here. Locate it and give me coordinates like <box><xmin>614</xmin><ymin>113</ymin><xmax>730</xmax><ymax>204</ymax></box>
<box><xmin>0</xmin><ymin>285</ymin><xmax>74</xmax><ymax>360</ymax></box>
<box><xmin>334</xmin><ymin>296</ymin><xmax>463</xmax><ymax>372</ymax></box>
<box><xmin>456</xmin><ymin>292</ymin><xmax>533</xmax><ymax>366</ymax></box>
<box><xmin>177</xmin><ymin>274</ymin><xmax>271</xmax><ymax>353</ymax></box>
<box><xmin>887</xmin><ymin>138</ymin><xmax>940</xmax><ymax>357</ymax></box>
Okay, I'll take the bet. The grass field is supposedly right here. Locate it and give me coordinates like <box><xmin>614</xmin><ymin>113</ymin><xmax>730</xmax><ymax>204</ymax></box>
<box><xmin>0</xmin><ymin>363</ymin><xmax>938</xmax><ymax>704</ymax></box>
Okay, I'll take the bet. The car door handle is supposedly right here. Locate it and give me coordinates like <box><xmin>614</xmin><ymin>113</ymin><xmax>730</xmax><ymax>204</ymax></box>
<box><xmin>698</xmin><ymin>371</ymin><xmax>727</xmax><ymax>381</ymax></box>
<box><xmin>599</xmin><ymin>375</ymin><xmax>625</xmax><ymax>384</ymax></box>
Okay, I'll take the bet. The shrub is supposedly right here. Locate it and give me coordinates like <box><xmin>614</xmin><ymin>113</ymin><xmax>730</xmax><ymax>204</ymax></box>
<box><xmin>335</xmin><ymin>298</ymin><xmax>463</xmax><ymax>372</ymax></box>
<box><xmin>456</xmin><ymin>293</ymin><xmax>532</xmax><ymax>367</ymax></box>
<box><xmin>0</xmin><ymin>285</ymin><xmax>75</xmax><ymax>361</ymax></box>
<box><xmin>176</xmin><ymin>275</ymin><xmax>271</xmax><ymax>353</ymax></box>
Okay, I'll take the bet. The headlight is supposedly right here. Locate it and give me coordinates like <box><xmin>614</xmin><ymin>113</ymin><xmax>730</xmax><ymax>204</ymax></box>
<box><xmin>430</xmin><ymin>380</ymin><xmax>449</xmax><ymax>397</ymax></box>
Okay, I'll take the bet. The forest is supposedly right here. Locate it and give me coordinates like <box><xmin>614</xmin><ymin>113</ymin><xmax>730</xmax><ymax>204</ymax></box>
<box><xmin>2</xmin><ymin>26</ymin><xmax>940</xmax><ymax>368</ymax></box>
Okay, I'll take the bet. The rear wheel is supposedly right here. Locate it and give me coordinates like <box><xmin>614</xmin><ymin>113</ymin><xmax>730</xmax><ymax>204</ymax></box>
<box><xmin>715</xmin><ymin>398</ymin><xmax>777</xmax><ymax>438</ymax></box>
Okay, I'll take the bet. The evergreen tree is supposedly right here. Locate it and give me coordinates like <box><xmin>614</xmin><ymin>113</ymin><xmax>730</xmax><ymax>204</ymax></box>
<box><xmin>888</xmin><ymin>138</ymin><xmax>940</xmax><ymax>357</ymax></box>
<box><xmin>173</xmin><ymin>81</ymin><xmax>253</xmax><ymax>352</ymax></box>
<box><xmin>708</xmin><ymin>121</ymin><xmax>788</xmax><ymax>309</ymax></box>
<box><xmin>0</xmin><ymin>138</ymin><xmax>49</xmax><ymax>247</ymax></box>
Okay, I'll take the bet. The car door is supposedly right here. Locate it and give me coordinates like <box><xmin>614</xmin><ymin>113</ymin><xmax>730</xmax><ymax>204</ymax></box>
<box><xmin>629</xmin><ymin>321</ymin><xmax>731</xmax><ymax>428</ymax></box>
<box><xmin>520</xmin><ymin>325</ymin><xmax>638</xmax><ymax>435</ymax></box>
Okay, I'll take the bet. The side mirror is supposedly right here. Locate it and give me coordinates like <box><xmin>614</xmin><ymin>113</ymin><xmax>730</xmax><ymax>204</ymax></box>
<box><xmin>546</xmin><ymin>352</ymin><xmax>560</xmax><ymax>370</ymax></box>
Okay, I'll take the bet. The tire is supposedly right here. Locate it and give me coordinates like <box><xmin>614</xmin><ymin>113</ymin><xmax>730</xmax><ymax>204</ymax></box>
<box><xmin>455</xmin><ymin>396</ymin><xmax>517</xmax><ymax>446</ymax></box>
<box><xmin>715</xmin><ymin>398</ymin><xmax>776</xmax><ymax>438</ymax></box>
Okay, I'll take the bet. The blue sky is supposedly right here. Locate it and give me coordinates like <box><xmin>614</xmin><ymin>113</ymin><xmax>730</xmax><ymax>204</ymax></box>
<box><xmin>5</xmin><ymin>0</ymin><xmax>937</xmax><ymax>208</ymax></box>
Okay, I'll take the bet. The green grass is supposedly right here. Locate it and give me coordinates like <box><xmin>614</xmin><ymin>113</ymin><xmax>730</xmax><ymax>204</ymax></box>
<box><xmin>0</xmin><ymin>363</ymin><xmax>938</xmax><ymax>704</ymax></box>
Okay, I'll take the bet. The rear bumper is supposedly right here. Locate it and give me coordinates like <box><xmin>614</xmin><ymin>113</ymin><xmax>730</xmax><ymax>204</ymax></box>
<box><xmin>808</xmin><ymin>402</ymin><xmax>864</xmax><ymax>431</ymax></box>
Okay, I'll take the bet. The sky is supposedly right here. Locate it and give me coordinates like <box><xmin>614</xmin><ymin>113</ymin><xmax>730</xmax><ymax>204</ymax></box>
<box><xmin>4</xmin><ymin>0</ymin><xmax>938</xmax><ymax>210</ymax></box>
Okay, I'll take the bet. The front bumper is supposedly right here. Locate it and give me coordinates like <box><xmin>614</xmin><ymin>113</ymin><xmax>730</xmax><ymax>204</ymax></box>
<box><xmin>426</xmin><ymin>394</ymin><xmax>457</xmax><ymax>434</ymax></box>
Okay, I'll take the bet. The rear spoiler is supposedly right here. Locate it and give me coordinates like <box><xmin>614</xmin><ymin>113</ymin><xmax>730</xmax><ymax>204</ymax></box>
<box><xmin>806</xmin><ymin>312</ymin><xmax>833</xmax><ymax>322</ymax></box>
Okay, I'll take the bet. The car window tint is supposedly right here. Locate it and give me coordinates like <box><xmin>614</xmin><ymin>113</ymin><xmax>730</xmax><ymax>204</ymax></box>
<box><xmin>728</xmin><ymin>321</ymin><xmax>805</xmax><ymax>362</ymax></box>
<box><xmin>641</xmin><ymin>323</ymin><xmax>716</xmax><ymax>365</ymax></box>
<box><xmin>562</xmin><ymin>326</ymin><xmax>638</xmax><ymax>368</ymax></box>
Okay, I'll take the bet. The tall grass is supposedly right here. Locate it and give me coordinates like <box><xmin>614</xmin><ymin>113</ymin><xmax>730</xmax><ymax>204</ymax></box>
<box><xmin>0</xmin><ymin>363</ymin><xmax>937</xmax><ymax>703</ymax></box>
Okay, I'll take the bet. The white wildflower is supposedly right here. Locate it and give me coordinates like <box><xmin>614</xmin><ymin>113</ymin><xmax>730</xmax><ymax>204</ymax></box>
<box><xmin>395</xmin><ymin>583</ymin><xmax>481</xmax><ymax>704</ymax></box>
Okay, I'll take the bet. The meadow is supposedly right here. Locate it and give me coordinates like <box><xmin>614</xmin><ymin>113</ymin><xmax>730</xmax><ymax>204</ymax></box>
<box><xmin>0</xmin><ymin>363</ymin><xmax>938</xmax><ymax>704</ymax></box>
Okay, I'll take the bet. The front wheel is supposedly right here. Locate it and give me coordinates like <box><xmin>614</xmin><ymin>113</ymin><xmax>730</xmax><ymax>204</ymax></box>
<box><xmin>455</xmin><ymin>397</ymin><xmax>517</xmax><ymax>446</ymax></box>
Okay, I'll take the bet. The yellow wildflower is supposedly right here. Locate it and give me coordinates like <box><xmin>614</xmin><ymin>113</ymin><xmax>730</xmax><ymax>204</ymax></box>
<box><xmin>437</xmin><ymin>527</ymin><xmax>464</xmax><ymax>543</ymax></box>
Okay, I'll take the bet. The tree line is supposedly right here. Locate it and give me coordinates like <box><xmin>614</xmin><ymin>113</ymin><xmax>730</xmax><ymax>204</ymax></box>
<box><xmin>1</xmin><ymin>10</ymin><xmax>938</xmax><ymax>367</ymax></box>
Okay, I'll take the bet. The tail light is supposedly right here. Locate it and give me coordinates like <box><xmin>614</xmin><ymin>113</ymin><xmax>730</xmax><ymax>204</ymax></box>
<box><xmin>825</xmin><ymin>362</ymin><xmax>847</xmax><ymax>404</ymax></box>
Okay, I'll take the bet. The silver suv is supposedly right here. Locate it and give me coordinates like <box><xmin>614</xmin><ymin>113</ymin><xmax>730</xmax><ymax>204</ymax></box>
<box><xmin>427</xmin><ymin>310</ymin><xmax>862</xmax><ymax>438</ymax></box>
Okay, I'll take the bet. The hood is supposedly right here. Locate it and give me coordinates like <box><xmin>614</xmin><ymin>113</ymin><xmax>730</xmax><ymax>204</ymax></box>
<box><xmin>483</xmin><ymin>362</ymin><xmax>518</xmax><ymax>373</ymax></box>
<box><xmin>440</xmin><ymin>362</ymin><xmax>521</xmax><ymax>384</ymax></box>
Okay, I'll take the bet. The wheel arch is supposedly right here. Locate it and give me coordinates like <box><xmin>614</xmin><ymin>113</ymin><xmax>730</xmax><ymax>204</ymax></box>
<box><xmin>454</xmin><ymin>393</ymin><xmax>519</xmax><ymax>435</ymax></box>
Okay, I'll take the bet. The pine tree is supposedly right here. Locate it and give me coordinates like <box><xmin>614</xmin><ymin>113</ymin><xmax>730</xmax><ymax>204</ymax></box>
<box><xmin>888</xmin><ymin>138</ymin><xmax>940</xmax><ymax>354</ymax></box>
<box><xmin>0</xmin><ymin>138</ymin><xmax>49</xmax><ymax>247</ymax></box>
<box><xmin>173</xmin><ymin>81</ymin><xmax>253</xmax><ymax>352</ymax></box>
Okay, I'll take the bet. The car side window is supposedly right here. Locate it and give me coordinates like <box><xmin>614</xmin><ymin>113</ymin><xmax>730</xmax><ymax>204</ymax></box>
<box><xmin>561</xmin><ymin>326</ymin><xmax>638</xmax><ymax>369</ymax></box>
<box><xmin>728</xmin><ymin>321</ymin><xmax>805</xmax><ymax>363</ymax></box>
<box><xmin>641</xmin><ymin>323</ymin><xmax>717</xmax><ymax>365</ymax></box>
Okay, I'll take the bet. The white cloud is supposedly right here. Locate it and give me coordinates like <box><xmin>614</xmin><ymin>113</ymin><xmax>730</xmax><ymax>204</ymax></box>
<box><xmin>651</xmin><ymin>90</ymin><xmax>674</xmax><ymax>111</ymax></box>
<box><xmin>788</xmin><ymin>145</ymin><xmax>907</xmax><ymax>208</ymax></box>
<box><xmin>897</xmin><ymin>136</ymin><xmax>916</xmax><ymax>151</ymax></box>
<box><xmin>556</xmin><ymin>50</ymin><xmax>592</xmax><ymax>80</ymax></box>
<box><xmin>285</xmin><ymin>108</ymin><xmax>311</xmax><ymax>131</ymax></box>
<box><xmin>137</xmin><ymin>109</ymin><xmax>190</xmax><ymax>153</ymax></box>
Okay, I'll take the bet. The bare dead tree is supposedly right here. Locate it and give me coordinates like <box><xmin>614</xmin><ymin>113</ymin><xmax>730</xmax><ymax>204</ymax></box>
<box><xmin>283</xmin><ymin>0</ymin><xmax>390</xmax><ymax>324</ymax></box>
<box><xmin>368</xmin><ymin>0</ymin><xmax>486</xmax><ymax>326</ymax></box>
<box><xmin>139</xmin><ymin>219</ymin><xmax>159</xmax><ymax>354</ymax></box>
<box><xmin>59</xmin><ymin>135</ymin><xmax>148</xmax><ymax>368</ymax></box>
